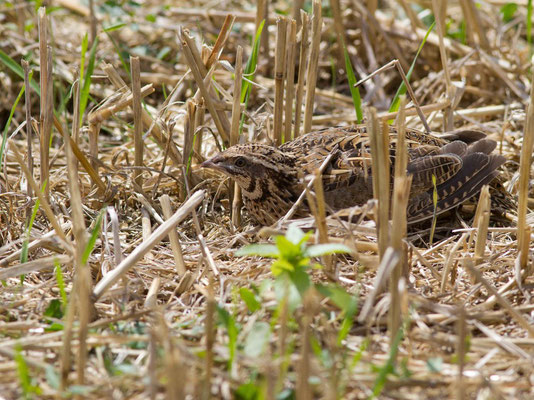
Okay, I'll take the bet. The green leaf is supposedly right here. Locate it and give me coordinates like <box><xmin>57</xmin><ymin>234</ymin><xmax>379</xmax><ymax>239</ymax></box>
<box><xmin>343</xmin><ymin>44</ymin><xmax>363</xmax><ymax>123</ymax></box>
<box><xmin>429</xmin><ymin>174</ymin><xmax>438</xmax><ymax>245</ymax></box>
<box><xmin>289</xmin><ymin>268</ymin><xmax>311</xmax><ymax>297</ymax></box>
<box><xmin>15</xmin><ymin>344</ymin><xmax>42</xmax><ymax>397</ymax></box>
<box><xmin>277</xmin><ymin>388</ymin><xmax>295</xmax><ymax>400</ymax></box>
<box><xmin>309</xmin><ymin>334</ymin><xmax>327</xmax><ymax>361</ymax></box>
<box><xmin>33</xmin><ymin>0</ymin><xmax>43</xmax><ymax>13</ymax></box>
<box><xmin>528</xmin><ymin>0</ymin><xmax>533</xmax><ymax>49</ymax></box>
<box><xmin>274</xmin><ymin>235</ymin><xmax>301</xmax><ymax>260</ymax></box>
<box><xmin>20</xmin><ymin>183</ymin><xmax>42</xmax><ymax>265</ymax></box>
<box><xmin>274</xmin><ymin>275</ymin><xmax>302</xmax><ymax>312</ymax></box>
<box><xmin>67</xmin><ymin>385</ymin><xmax>92</xmax><ymax>395</ymax></box>
<box><xmin>45</xmin><ymin>365</ymin><xmax>60</xmax><ymax>390</ymax></box>
<box><xmin>285</xmin><ymin>224</ymin><xmax>307</xmax><ymax>245</ymax></box>
<box><xmin>243</xmin><ymin>321</ymin><xmax>271</xmax><ymax>358</ymax></box>
<box><xmin>79</xmin><ymin>36</ymin><xmax>99</xmax><ymax>120</ymax></box>
<box><xmin>235</xmin><ymin>381</ymin><xmax>260</xmax><ymax>400</ymax></box>
<box><xmin>1</xmin><ymin>81</ymin><xmax>26</xmax><ymax>174</ymax></box>
<box><xmin>500</xmin><ymin>3</ymin><xmax>518</xmax><ymax>23</ymax></box>
<box><xmin>388</xmin><ymin>21</ymin><xmax>435</xmax><ymax>117</ymax></box>
<box><xmin>82</xmin><ymin>208</ymin><xmax>105</xmax><ymax>264</ymax></box>
<box><xmin>44</xmin><ymin>299</ymin><xmax>63</xmax><ymax>319</ymax></box>
<box><xmin>426</xmin><ymin>357</ymin><xmax>443</xmax><ymax>373</ymax></box>
<box><xmin>239</xmin><ymin>20</ymin><xmax>265</xmax><ymax>135</ymax></box>
<box><xmin>157</xmin><ymin>46</ymin><xmax>171</xmax><ymax>60</ymax></box>
<box><xmin>45</xmin><ymin>6</ymin><xmax>62</xmax><ymax>14</ymax></box>
<box><xmin>371</xmin><ymin>323</ymin><xmax>405</xmax><ymax>398</ymax></box>
<box><xmin>103</xmin><ymin>22</ymin><xmax>127</xmax><ymax>32</ymax></box>
<box><xmin>45</xmin><ymin>322</ymin><xmax>64</xmax><ymax>332</ymax></box>
<box><xmin>113</xmin><ymin>363</ymin><xmax>138</xmax><ymax>375</ymax></box>
<box><xmin>316</xmin><ymin>284</ymin><xmax>358</xmax><ymax>343</ymax></box>
<box><xmin>350</xmin><ymin>338</ymin><xmax>369</xmax><ymax>369</ymax></box>
<box><xmin>235</xmin><ymin>244</ymin><xmax>279</xmax><ymax>258</ymax></box>
<box><xmin>15</xmin><ymin>344</ymin><xmax>31</xmax><ymax>393</ymax></box>
<box><xmin>240</xmin><ymin>20</ymin><xmax>264</xmax><ymax>103</ymax></box>
<box><xmin>239</xmin><ymin>287</ymin><xmax>261</xmax><ymax>312</ymax></box>
<box><xmin>217</xmin><ymin>306</ymin><xmax>238</xmax><ymax>371</ymax></box>
<box><xmin>271</xmin><ymin>259</ymin><xmax>295</xmax><ymax>276</ymax></box>
<box><xmin>305</xmin><ymin>243</ymin><xmax>352</xmax><ymax>257</ymax></box>
<box><xmin>79</xmin><ymin>33</ymin><xmax>88</xmax><ymax>107</ymax></box>
<box><xmin>54</xmin><ymin>261</ymin><xmax>68</xmax><ymax>310</ymax></box>
<box><xmin>315</xmin><ymin>284</ymin><xmax>357</xmax><ymax>312</ymax></box>
<box><xmin>0</xmin><ymin>50</ymin><xmax>40</xmax><ymax>95</ymax></box>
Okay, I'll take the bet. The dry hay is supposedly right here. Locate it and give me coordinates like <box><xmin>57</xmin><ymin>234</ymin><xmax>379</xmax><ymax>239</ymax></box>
<box><xmin>0</xmin><ymin>1</ymin><xmax>533</xmax><ymax>399</ymax></box>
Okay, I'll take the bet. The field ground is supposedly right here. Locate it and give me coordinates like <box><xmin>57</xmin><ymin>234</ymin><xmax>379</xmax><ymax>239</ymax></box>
<box><xmin>0</xmin><ymin>1</ymin><xmax>533</xmax><ymax>399</ymax></box>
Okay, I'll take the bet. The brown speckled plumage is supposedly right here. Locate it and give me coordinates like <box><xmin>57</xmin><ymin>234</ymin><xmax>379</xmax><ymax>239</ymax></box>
<box><xmin>202</xmin><ymin>125</ymin><xmax>507</xmax><ymax>225</ymax></box>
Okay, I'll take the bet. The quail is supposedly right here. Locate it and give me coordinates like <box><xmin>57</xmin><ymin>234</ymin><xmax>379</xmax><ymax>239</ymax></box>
<box><xmin>201</xmin><ymin>125</ymin><xmax>507</xmax><ymax>226</ymax></box>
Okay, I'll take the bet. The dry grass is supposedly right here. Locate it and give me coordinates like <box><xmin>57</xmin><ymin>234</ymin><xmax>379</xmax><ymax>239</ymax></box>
<box><xmin>0</xmin><ymin>1</ymin><xmax>533</xmax><ymax>399</ymax></box>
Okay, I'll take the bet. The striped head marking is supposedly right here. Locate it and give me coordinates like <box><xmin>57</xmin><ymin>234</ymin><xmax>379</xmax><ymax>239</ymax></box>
<box><xmin>201</xmin><ymin>143</ymin><xmax>298</xmax><ymax>196</ymax></box>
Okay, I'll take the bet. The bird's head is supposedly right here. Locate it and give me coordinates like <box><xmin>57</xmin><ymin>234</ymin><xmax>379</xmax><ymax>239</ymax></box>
<box><xmin>201</xmin><ymin>143</ymin><xmax>298</xmax><ymax>193</ymax></box>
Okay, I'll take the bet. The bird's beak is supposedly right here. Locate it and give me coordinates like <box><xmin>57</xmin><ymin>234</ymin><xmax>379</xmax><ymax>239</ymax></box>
<box><xmin>201</xmin><ymin>155</ymin><xmax>225</xmax><ymax>172</ymax></box>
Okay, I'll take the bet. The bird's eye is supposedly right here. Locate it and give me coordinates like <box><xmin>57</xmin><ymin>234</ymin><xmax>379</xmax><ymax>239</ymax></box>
<box><xmin>235</xmin><ymin>157</ymin><xmax>246</xmax><ymax>167</ymax></box>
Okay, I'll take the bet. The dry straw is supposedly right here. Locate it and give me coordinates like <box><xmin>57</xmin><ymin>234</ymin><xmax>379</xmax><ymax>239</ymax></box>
<box><xmin>1</xmin><ymin>1</ymin><xmax>533</xmax><ymax>398</ymax></box>
<box><xmin>517</xmin><ymin>73</ymin><xmax>534</xmax><ymax>273</ymax></box>
<box><xmin>303</xmin><ymin>0</ymin><xmax>322</xmax><ymax>134</ymax></box>
<box><xmin>273</xmin><ymin>16</ymin><xmax>287</xmax><ymax>145</ymax></box>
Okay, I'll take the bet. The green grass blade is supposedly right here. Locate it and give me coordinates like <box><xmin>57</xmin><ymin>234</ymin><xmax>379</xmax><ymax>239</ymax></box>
<box><xmin>82</xmin><ymin>208</ymin><xmax>105</xmax><ymax>264</ymax></box>
<box><xmin>1</xmin><ymin>81</ymin><xmax>27</xmax><ymax>174</ymax></box>
<box><xmin>343</xmin><ymin>45</ymin><xmax>363</xmax><ymax>123</ymax></box>
<box><xmin>388</xmin><ymin>21</ymin><xmax>435</xmax><ymax>116</ymax></box>
<box><xmin>429</xmin><ymin>174</ymin><xmax>438</xmax><ymax>246</ymax></box>
<box><xmin>528</xmin><ymin>0</ymin><xmax>533</xmax><ymax>51</ymax></box>
<box><xmin>15</xmin><ymin>343</ymin><xmax>42</xmax><ymax>398</ymax></box>
<box><xmin>240</xmin><ymin>20</ymin><xmax>264</xmax><ymax>103</ymax></box>
<box><xmin>217</xmin><ymin>305</ymin><xmax>238</xmax><ymax>372</ymax></box>
<box><xmin>239</xmin><ymin>20</ymin><xmax>264</xmax><ymax>135</ymax></box>
<box><xmin>0</xmin><ymin>50</ymin><xmax>40</xmax><ymax>95</ymax></box>
<box><xmin>235</xmin><ymin>244</ymin><xmax>279</xmax><ymax>258</ymax></box>
<box><xmin>370</xmin><ymin>324</ymin><xmax>404</xmax><ymax>399</ymax></box>
<box><xmin>78</xmin><ymin>33</ymin><xmax>88</xmax><ymax>117</ymax></box>
<box><xmin>79</xmin><ymin>36</ymin><xmax>99</xmax><ymax>119</ymax></box>
<box><xmin>20</xmin><ymin>183</ymin><xmax>43</xmax><ymax>266</ymax></box>
<box><xmin>79</xmin><ymin>33</ymin><xmax>88</xmax><ymax>94</ymax></box>
<box><xmin>103</xmin><ymin>23</ymin><xmax>127</xmax><ymax>33</ymax></box>
<box><xmin>105</xmin><ymin>29</ymin><xmax>131</xmax><ymax>79</ymax></box>
<box><xmin>54</xmin><ymin>260</ymin><xmax>68</xmax><ymax>310</ymax></box>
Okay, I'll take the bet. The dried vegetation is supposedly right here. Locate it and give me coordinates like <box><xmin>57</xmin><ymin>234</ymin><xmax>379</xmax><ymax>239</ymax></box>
<box><xmin>0</xmin><ymin>0</ymin><xmax>533</xmax><ymax>399</ymax></box>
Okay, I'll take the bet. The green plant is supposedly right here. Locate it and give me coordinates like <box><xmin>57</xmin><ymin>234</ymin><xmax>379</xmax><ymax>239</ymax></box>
<box><xmin>528</xmin><ymin>0</ymin><xmax>533</xmax><ymax>53</ymax></box>
<box><xmin>233</xmin><ymin>226</ymin><xmax>360</xmax><ymax>397</ymax></box>
<box><xmin>429</xmin><ymin>174</ymin><xmax>438</xmax><ymax>246</ymax></box>
<box><xmin>370</xmin><ymin>320</ymin><xmax>408</xmax><ymax>399</ymax></box>
<box><xmin>54</xmin><ymin>260</ymin><xmax>68</xmax><ymax>309</ymax></box>
<box><xmin>20</xmin><ymin>183</ymin><xmax>43</xmax><ymax>266</ymax></box>
<box><xmin>79</xmin><ymin>33</ymin><xmax>99</xmax><ymax>120</ymax></box>
<box><xmin>239</xmin><ymin>20</ymin><xmax>265</xmax><ymax>135</ymax></box>
<box><xmin>216</xmin><ymin>305</ymin><xmax>239</xmax><ymax>372</ymax></box>
<box><xmin>236</xmin><ymin>224</ymin><xmax>351</xmax><ymax>298</ymax></box>
<box><xmin>500</xmin><ymin>3</ymin><xmax>518</xmax><ymax>23</ymax></box>
<box><xmin>82</xmin><ymin>208</ymin><xmax>106</xmax><ymax>264</ymax></box>
<box><xmin>0</xmin><ymin>82</ymin><xmax>28</xmax><ymax>174</ymax></box>
<box><xmin>343</xmin><ymin>44</ymin><xmax>363</xmax><ymax>124</ymax></box>
<box><xmin>0</xmin><ymin>51</ymin><xmax>40</xmax><ymax>94</ymax></box>
<box><xmin>15</xmin><ymin>344</ymin><xmax>42</xmax><ymax>398</ymax></box>
<box><xmin>388</xmin><ymin>22</ymin><xmax>435</xmax><ymax>117</ymax></box>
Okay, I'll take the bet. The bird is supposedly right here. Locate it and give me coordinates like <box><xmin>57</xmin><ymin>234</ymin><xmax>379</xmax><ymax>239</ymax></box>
<box><xmin>201</xmin><ymin>125</ymin><xmax>507</xmax><ymax>226</ymax></box>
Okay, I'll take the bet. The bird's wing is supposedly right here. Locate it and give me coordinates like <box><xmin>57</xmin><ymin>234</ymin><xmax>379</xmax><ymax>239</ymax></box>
<box><xmin>407</xmin><ymin>154</ymin><xmax>463</xmax><ymax>195</ymax></box>
<box><xmin>288</xmin><ymin>132</ymin><xmax>372</xmax><ymax>195</ymax></box>
<box><xmin>407</xmin><ymin>152</ymin><xmax>506</xmax><ymax>223</ymax></box>
<box><xmin>406</xmin><ymin>139</ymin><xmax>497</xmax><ymax>196</ymax></box>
